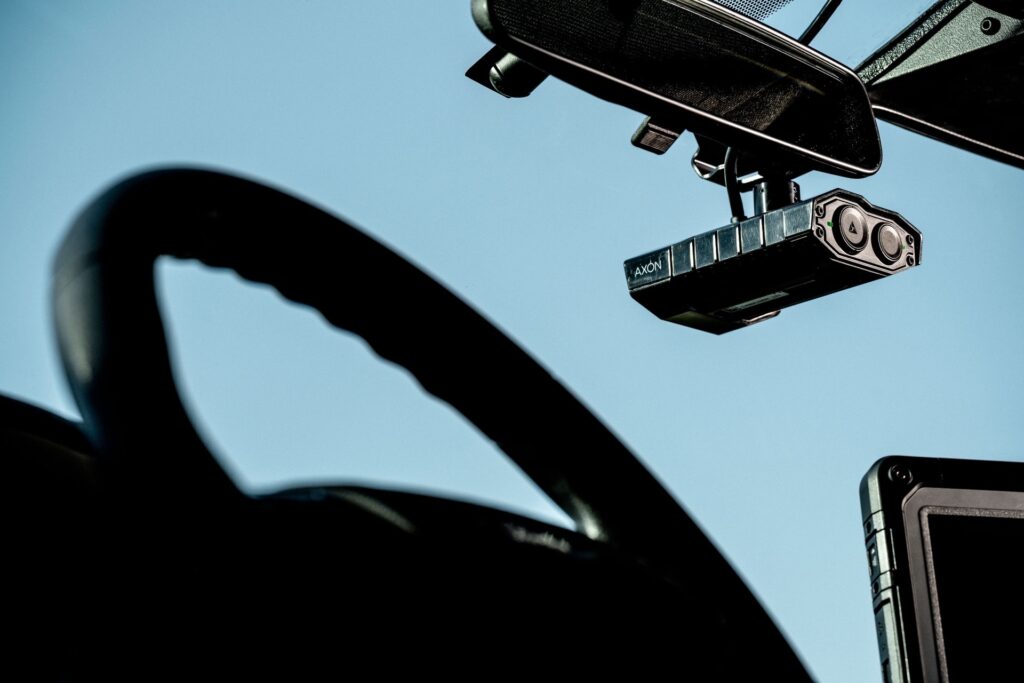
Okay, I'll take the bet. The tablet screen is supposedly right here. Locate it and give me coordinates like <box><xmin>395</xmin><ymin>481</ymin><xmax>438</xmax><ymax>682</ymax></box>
<box><xmin>922</xmin><ymin>507</ymin><xmax>1024</xmax><ymax>681</ymax></box>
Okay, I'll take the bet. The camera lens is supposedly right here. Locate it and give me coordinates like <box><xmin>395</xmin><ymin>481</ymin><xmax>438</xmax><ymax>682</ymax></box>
<box><xmin>875</xmin><ymin>224</ymin><xmax>902</xmax><ymax>263</ymax></box>
<box><xmin>834</xmin><ymin>205</ymin><xmax>868</xmax><ymax>253</ymax></box>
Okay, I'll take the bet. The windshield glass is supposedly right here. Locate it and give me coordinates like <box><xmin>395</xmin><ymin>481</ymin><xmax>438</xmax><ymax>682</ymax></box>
<box><xmin>1</xmin><ymin>2</ymin><xmax>1019</xmax><ymax>682</ymax></box>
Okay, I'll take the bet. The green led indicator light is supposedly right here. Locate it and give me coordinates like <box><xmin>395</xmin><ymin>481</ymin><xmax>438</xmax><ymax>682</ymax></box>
<box><xmin>827</xmin><ymin>220</ymin><xmax>833</xmax><ymax>227</ymax></box>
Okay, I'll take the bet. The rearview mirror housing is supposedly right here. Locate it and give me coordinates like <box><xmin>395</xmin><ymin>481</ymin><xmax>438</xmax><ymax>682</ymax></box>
<box><xmin>471</xmin><ymin>0</ymin><xmax>881</xmax><ymax>179</ymax></box>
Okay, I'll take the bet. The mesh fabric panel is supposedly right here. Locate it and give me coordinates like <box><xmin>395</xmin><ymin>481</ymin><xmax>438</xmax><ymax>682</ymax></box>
<box><xmin>711</xmin><ymin>0</ymin><xmax>795</xmax><ymax>20</ymax></box>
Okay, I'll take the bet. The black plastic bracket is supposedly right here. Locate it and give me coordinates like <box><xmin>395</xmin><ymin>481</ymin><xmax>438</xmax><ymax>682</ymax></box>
<box><xmin>466</xmin><ymin>46</ymin><xmax>548</xmax><ymax>98</ymax></box>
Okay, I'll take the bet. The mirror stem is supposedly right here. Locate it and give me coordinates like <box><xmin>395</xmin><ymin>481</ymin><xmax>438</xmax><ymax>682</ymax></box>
<box><xmin>724</xmin><ymin>147</ymin><xmax>746</xmax><ymax>223</ymax></box>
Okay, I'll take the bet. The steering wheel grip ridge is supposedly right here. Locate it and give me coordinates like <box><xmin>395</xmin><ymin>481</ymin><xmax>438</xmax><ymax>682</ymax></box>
<box><xmin>51</xmin><ymin>168</ymin><xmax>810</xmax><ymax>678</ymax></box>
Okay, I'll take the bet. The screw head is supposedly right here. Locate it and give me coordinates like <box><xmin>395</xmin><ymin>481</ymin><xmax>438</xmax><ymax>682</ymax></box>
<box><xmin>888</xmin><ymin>464</ymin><xmax>913</xmax><ymax>486</ymax></box>
<box><xmin>814</xmin><ymin>203</ymin><xmax>826</xmax><ymax>218</ymax></box>
<box><xmin>907</xmin><ymin>254</ymin><xmax>915</xmax><ymax>266</ymax></box>
<box><xmin>981</xmin><ymin>17</ymin><xmax>1001</xmax><ymax>35</ymax></box>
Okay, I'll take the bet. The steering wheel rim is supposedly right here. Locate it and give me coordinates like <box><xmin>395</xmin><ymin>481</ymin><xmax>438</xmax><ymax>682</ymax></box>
<box><xmin>52</xmin><ymin>167</ymin><xmax>810</xmax><ymax>678</ymax></box>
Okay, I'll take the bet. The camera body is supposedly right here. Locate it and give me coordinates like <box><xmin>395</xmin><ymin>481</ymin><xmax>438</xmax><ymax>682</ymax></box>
<box><xmin>625</xmin><ymin>189</ymin><xmax>922</xmax><ymax>334</ymax></box>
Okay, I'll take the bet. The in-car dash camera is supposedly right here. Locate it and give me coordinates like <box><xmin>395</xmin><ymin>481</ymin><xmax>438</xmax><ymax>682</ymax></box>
<box><xmin>624</xmin><ymin>189</ymin><xmax>921</xmax><ymax>334</ymax></box>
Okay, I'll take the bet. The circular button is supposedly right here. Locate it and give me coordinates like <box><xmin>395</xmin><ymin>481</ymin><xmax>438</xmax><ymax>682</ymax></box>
<box><xmin>834</xmin><ymin>205</ymin><xmax>868</xmax><ymax>253</ymax></box>
<box><xmin>875</xmin><ymin>224</ymin><xmax>903</xmax><ymax>263</ymax></box>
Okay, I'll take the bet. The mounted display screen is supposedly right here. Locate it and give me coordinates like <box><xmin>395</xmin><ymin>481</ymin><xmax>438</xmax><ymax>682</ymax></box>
<box><xmin>472</xmin><ymin>0</ymin><xmax>881</xmax><ymax>177</ymax></box>
<box><xmin>907</xmin><ymin>490</ymin><xmax>1024</xmax><ymax>682</ymax></box>
<box><xmin>861</xmin><ymin>457</ymin><xmax>1024</xmax><ymax>683</ymax></box>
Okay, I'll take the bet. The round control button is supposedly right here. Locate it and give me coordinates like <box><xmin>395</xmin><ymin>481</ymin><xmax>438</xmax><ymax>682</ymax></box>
<box><xmin>875</xmin><ymin>224</ymin><xmax>902</xmax><ymax>263</ymax></box>
<box><xmin>834</xmin><ymin>205</ymin><xmax>868</xmax><ymax>252</ymax></box>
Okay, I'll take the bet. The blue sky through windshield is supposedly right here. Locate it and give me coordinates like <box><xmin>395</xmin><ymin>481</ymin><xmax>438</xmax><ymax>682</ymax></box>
<box><xmin>2</xmin><ymin>2</ymin><xmax>1021</xmax><ymax>681</ymax></box>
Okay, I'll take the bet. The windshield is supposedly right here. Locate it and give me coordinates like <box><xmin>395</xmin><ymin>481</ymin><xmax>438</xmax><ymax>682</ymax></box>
<box><xmin>2</xmin><ymin>2</ymin><xmax>1020</xmax><ymax>681</ymax></box>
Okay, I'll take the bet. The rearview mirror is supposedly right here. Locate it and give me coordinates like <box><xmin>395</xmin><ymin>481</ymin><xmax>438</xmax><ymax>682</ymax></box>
<box><xmin>471</xmin><ymin>0</ymin><xmax>881</xmax><ymax>178</ymax></box>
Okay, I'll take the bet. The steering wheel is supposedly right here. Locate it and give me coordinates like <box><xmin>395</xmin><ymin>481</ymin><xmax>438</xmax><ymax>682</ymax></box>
<box><xmin>49</xmin><ymin>168</ymin><xmax>810</xmax><ymax>678</ymax></box>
